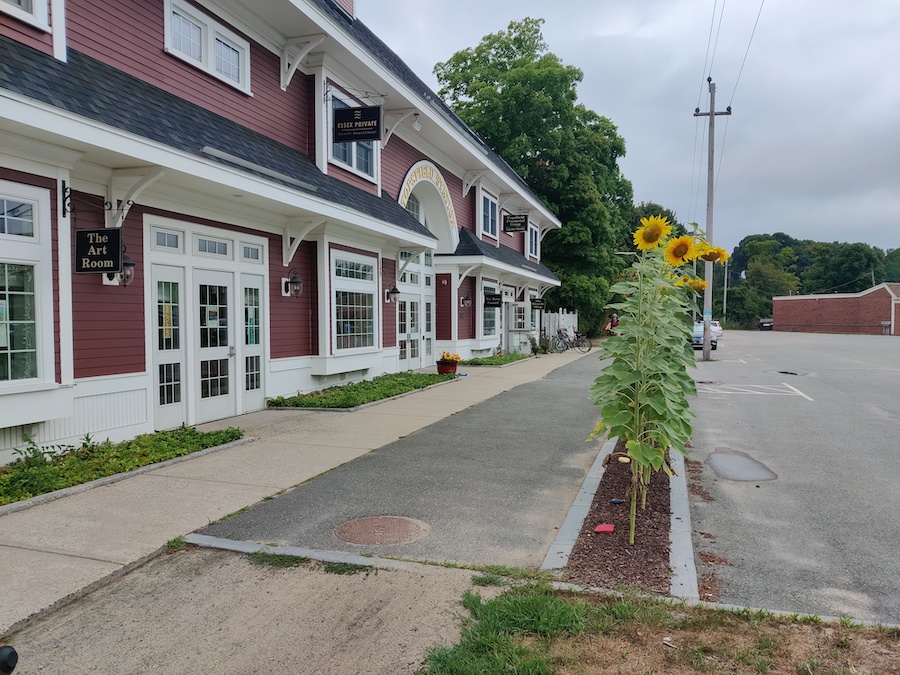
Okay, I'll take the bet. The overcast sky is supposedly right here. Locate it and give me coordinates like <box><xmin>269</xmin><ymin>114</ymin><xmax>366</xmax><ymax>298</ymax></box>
<box><xmin>357</xmin><ymin>0</ymin><xmax>900</xmax><ymax>256</ymax></box>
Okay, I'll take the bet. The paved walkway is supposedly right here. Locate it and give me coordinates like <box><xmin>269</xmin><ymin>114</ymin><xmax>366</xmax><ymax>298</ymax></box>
<box><xmin>0</xmin><ymin>350</ymin><xmax>594</xmax><ymax>635</ymax></box>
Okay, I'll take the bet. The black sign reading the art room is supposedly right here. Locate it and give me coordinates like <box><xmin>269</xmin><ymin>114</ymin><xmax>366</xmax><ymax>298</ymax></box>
<box><xmin>530</xmin><ymin>298</ymin><xmax>546</xmax><ymax>310</ymax></box>
<box><xmin>502</xmin><ymin>214</ymin><xmax>528</xmax><ymax>233</ymax></box>
<box><xmin>484</xmin><ymin>293</ymin><xmax>503</xmax><ymax>308</ymax></box>
<box><xmin>74</xmin><ymin>228</ymin><xmax>122</xmax><ymax>274</ymax></box>
<box><xmin>333</xmin><ymin>106</ymin><xmax>382</xmax><ymax>142</ymax></box>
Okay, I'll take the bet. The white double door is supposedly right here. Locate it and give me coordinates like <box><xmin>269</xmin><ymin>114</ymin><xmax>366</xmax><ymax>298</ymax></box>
<box><xmin>152</xmin><ymin>265</ymin><xmax>264</xmax><ymax>430</ymax></box>
<box><xmin>397</xmin><ymin>293</ymin><xmax>433</xmax><ymax>371</ymax></box>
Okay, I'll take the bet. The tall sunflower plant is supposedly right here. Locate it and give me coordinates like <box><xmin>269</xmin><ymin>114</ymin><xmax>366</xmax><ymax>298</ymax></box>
<box><xmin>589</xmin><ymin>215</ymin><xmax>728</xmax><ymax>545</ymax></box>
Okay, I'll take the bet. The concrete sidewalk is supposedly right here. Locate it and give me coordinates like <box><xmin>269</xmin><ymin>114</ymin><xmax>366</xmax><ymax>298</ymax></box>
<box><xmin>0</xmin><ymin>350</ymin><xmax>591</xmax><ymax>635</ymax></box>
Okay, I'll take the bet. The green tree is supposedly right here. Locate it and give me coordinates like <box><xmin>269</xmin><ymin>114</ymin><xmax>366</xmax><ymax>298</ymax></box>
<box><xmin>885</xmin><ymin>248</ymin><xmax>900</xmax><ymax>282</ymax></box>
<box><xmin>802</xmin><ymin>242</ymin><xmax>885</xmax><ymax>293</ymax></box>
<box><xmin>434</xmin><ymin>18</ymin><xmax>633</xmax><ymax>334</ymax></box>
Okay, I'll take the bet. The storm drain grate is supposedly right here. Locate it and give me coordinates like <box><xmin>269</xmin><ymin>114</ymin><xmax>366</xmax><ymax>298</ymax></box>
<box><xmin>334</xmin><ymin>516</ymin><xmax>430</xmax><ymax>545</ymax></box>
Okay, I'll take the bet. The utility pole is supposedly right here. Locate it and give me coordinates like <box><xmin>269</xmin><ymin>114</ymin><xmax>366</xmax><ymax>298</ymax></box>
<box><xmin>723</xmin><ymin>260</ymin><xmax>729</xmax><ymax>321</ymax></box>
<box><xmin>694</xmin><ymin>77</ymin><xmax>731</xmax><ymax>361</ymax></box>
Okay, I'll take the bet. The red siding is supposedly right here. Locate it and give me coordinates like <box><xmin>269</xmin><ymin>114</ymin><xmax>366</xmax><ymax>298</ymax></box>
<box><xmin>436</xmin><ymin>273</ymin><xmax>452</xmax><ymax>340</ymax></box>
<box><xmin>458</xmin><ymin>276</ymin><xmax>476</xmax><ymax>340</ymax></box>
<box><xmin>269</xmin><ymin>239</ymin><xmax>318</xmax><ymax>358</ymax></box>
<box><xmin>773</xmin><ymin>287</ymin><xmax>894</xmax><ymax>335</ymax></box>
<box><xmin>329</xmin><ymin>163</ymin><xmax>378</xmax><ymax>196</ymax></box>
<box><xmin>334</xmin><ymin>0</ymin><xmax>354</xmax><ymax>17</ymax></box>
<box><xmin>72</xmin><ymin>194</ymin><xmax>145</xmax><ymax>378</ymax></box>
<box><xmin>65</xmin><ymin>0</ymin><xmax>314</xmax><ymax>155</ymax></box>
<box><xmin>0</xmin><ymin>12</ymin><xmax>52</xmax><ymax>54</ymax></box>
<box><xmin>381</xmin><ymin>258</ymin><xmax>396</xmax><ymax>348</ymax></box>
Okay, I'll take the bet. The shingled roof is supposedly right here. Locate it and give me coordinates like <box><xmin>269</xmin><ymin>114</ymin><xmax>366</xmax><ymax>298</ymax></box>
<box><xmin>439</xmin><ymin>228</ymin><xmax>559</xmax><ymax>284</ymax></box>
<box><xmin>0</xmin><ymin>34</ymin><xmax>435</xmax><ymax>241</ymax></box>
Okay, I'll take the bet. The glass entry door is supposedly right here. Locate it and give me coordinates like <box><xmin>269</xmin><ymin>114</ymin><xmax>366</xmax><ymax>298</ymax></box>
<box><xmin>194</xmin><ymin>269</ymin><xmax>235</xmax><ymax>423</ymax></box>
<box><xmin>398</xmin><ymin>295</ymin><xmax>422</xmax><ymax>370</ymax></box>
<box><xmin>152</xmin><ymin>264</ymin><xmax>186</xmax><ymax>430</ymax></box>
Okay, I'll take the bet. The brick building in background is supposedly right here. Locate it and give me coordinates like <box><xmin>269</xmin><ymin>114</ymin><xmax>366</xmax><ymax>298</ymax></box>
<box><xmin>772</xmin><ymin>283</ymin><xmax>900</xmax><ymax>336</ymax></box>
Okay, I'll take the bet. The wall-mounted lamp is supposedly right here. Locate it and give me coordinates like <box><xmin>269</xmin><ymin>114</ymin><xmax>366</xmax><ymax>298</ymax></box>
<box><xmin>384</xmin><ymin>283</ymin><xmax>400</xmax><ymax>304</ymax></box>
<box><xmin>460</xmin><ymin>294</ymin><xmax>472</xmax><ymax>308</ymax></box>
<box><xmin>412</xmin><ymin>114</ymin><xmax>422</xmax><ymax>132</ymax></box>
<box><xmin>105</xmin><ymin>249</ymin><xmax>136</xmax><ymax>287</ymax></box>
<box><xmin>283</xmin><ymin>269</ymin><xmax>303</xmax><ymax>297</ymax></box>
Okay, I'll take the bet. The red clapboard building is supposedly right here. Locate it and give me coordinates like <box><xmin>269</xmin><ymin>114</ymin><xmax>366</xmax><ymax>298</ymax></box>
<box><xmin>773</xmin><ymin>283</ymin><xmax>900</xmax><ymax>336</ymax></box>
<box><xmin>0</xmin><ymin>0</ymin><xmax>560</xmax><ymax>459</ymax></box>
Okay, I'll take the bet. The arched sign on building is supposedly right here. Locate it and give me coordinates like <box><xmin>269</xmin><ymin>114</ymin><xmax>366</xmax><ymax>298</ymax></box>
<box><xmin>398</xmin><ymin>161</ymin><xmax>458</xmax><ymax>250</ymax></box>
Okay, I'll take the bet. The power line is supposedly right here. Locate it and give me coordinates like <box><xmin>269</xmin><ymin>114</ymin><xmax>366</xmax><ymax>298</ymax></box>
<box><xmin>728</xmin><ymin>0</ymin><xmax>766</xmax><ymax>107</ymax></box>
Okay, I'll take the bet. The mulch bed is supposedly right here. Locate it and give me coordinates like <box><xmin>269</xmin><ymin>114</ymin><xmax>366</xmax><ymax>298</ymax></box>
<box><xmin>563</xmin><ymin>439</ymin><xmax>672</xmax><ymax>594</ymax></box>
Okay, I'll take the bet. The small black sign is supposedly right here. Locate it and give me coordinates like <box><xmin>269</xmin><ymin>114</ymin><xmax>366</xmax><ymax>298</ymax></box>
<box><xmin>334</xmin><ymin>106</ymin><xmax>382</xmax><ymax>142</ymax></box>
<box><xmin>502</xmin><ymin>214</ymin><xmax>528</xmax><ymax>233</ymax></box>
<box><xmin>530</xmin><ymin>298</ymin><xmax>546</xmax><ymax>310</ymax></box>
<box><xmin>74</xmin><ymin>228</ymin><xmax>122</xmax><ymax>274</ymax></box>
<box><xmin>484</xmin><ymin>293</ymin><xmax>503</xmax><ymax>308</ymax></box>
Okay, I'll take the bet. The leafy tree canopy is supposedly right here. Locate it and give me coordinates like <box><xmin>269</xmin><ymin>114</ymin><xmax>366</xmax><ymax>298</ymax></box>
<box><xmin>434</xmin><ymin>18</ymin><xmax>633</xmax><ymax>334</ymax></box>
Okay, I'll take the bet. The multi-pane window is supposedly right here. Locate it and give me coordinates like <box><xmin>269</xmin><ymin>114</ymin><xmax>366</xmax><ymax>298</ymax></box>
<box><xmin>165</xmin><ymin>0</ymin><xmax>251</xmax><ymax>93</ymax></box>
<box><xmin>0</xmin><ymin>263</ymin><xmax>37</xmax><ymax>381</ymax></box>
<box><xmin>482</xmin><ymin>193</ymin><xmax>498</xmax><ymax>238</ymax></box>
<box><xmin>1</xmin><ymin>199</ymin><xmax>34</xmax><ymax>237</ymax></box>
<box><xmin>405</xmin><ymin>193</ymin><xmax>421</xmax><ymax>222</ymax></box>
<box><xmin>159</xmin><ymin>363</ymin><xmax>181</xmax><ymax>405</ymax></box>
<box><xmin>245</xmin><ymin>355</ymin><xmax>260</xmax><ymax>391</ymax></box>
<box><xmin>331</xmin><ymin>96</ymin><xmax>376</xmax><ymax>179</ymax></box>
<box><xmin>242</xmin><ymin>244</ymin><xmax>261</xmax><ymax>262</ymax></box>
<box><xmin>155</xmin><ymin>229</ymin><xmax>181</xmax><ymax>251</ymax></box>
<box><xmin>200</xmin><ymin>358</ymin><xmax>229</xmax><ymax>398</ymax></box>
<box><xmin>157</xmin><ymin>281</ymin><xmax>180</xmax><ymax>351</ymax></box>
<box><xmin>244</xmin><ymin>288</ymin><xmax>260</xmax><ymax>345</ymax></box>
<box><xmin>335</xmin><ymin>291</ymin><xmax>374</xmax><ymax>350</ymax></box>
<box><xmin>483</xmin><ymin>284</ymin><xmax>497</xmax><ymax>337</ymax></box>
<box><xmin>199</xmin><ymin>285</ymin><xmax>228</xmax><ymax>348</ymax></box>
<box><xmin>198</xmin><ymin>237</ymin><xmax>229</xmax><ymax>256</ymax></box>
<box><xmin>333</xmin><ymin>253</ymin><xmax>376</xmax><ymax>351</ymax></box>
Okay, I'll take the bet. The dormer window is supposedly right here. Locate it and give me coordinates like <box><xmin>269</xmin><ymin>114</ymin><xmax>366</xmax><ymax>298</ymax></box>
<box><xmin>164</xmin><ymin>0</ymin><xmax>252</xmax><ymax>95</ymax></box>
<box><xmin>482</xmin><ymin>192</ymin><xmax>498</xmax><ymax>238</ymax></box>
<box><xmin>331</xmin><ymin>96</ymin><xmax>376</xmax><ymax>180</ymax></box>
<box><xmin>0</xmin><ymin>0</ymin><xmax>50</xmax><ymax>31</ymax></box>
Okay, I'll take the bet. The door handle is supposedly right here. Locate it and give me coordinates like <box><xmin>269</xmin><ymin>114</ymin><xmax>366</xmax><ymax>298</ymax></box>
<box><xmin>228</xmin><ymin>346</ymin><xmax>236</xmax><ymax>357</ymax></box>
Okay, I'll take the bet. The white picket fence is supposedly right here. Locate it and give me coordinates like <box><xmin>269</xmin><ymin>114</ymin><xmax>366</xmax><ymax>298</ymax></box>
<box><xmin>542</xmin><ymin>308</ymin><xmax>579</xmax><ymax>339</ymax></box>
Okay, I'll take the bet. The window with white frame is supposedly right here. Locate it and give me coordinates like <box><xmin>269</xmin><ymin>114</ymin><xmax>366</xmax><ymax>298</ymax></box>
<box><xmin>528</xmin><ymin>225</ymin><xmax>539</xmax><ymax>258</ymax></box>
<box><xmin>482</xmin><ymin>192</ymin><xmax>498</xmax><ymax>238</ymax></box>
<box><xmin>164</xmin><ymin>0</ymin><xmax>252</xmax><ymax>94</ymax></box>
<box><xmin>482</xmin><ymin>284</ymin><xmax>497</xmax><ymax>337</ymax></box>
<box><xmin>331</xmin><ymin>96</ymin><xmax>376</xmax><ymax>179</ymax></box>
<box><xmin>0</xmin><ymin>0</ymin><xmax>49</xmax><ymax>31</ymax></box>
<box><xmin>333</xmin><ymin>252</ymin><xmax>376</xmax><ymax>351</ymax></box>
<box><xmin>0</xmin><ymin>181</ymin><xmax>52</xmax><ymax>387</ymax></box>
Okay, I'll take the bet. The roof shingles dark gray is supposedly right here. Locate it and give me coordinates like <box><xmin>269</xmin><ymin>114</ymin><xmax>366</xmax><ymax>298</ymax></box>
<box><xmin>0</xmin><ymin>35</ymin><xmax>433</xmax><ymax>241</ymax></box>
<box><xmin>439</xmin><ymin>228</ymin><xmax>558</xmax><ymax>283</ymax></box>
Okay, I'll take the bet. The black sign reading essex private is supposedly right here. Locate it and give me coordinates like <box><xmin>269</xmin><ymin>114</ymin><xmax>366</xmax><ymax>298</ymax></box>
<box><xmin>333</xmin><ymin>106</ymin><xmax>382</xmax><ymax>142</ymax></box>
<box><xmin>502</xmin><ymin>214</ymin><xmax>528</xmax><ymax>233</ymax></box>
<box><xmin>74</xmin><ymin>228</ymin><xmax>122</xmax><ymax>274</ymax></box>
<box><xmin>484</xmin><ymin>293</ymin><xmax>503</xmax><ymax>308</ymax></box>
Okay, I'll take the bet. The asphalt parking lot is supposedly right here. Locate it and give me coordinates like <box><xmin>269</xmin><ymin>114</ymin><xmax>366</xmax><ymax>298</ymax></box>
<box><xmin>687</xmin><ymin>329</ymin><xmax>900</xmax><ymax>623</ymax></box>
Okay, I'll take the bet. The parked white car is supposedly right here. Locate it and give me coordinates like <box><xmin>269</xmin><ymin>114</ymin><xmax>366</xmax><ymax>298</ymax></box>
<box><xmin>710</xmin><ymin>321</ymin><xmax>724</xmax><ymax>338</ymax></box>
<box><xmin>691</xmin><ymin>323</ymin><xmax>718</xmax><ymax>350</ymax></box>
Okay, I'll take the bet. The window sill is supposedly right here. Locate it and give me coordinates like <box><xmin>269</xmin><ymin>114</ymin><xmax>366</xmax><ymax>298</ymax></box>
<box><xmin>310</xmin><ymin>352</ymin><xmax>377</xmax><ymax>376</ymax></box>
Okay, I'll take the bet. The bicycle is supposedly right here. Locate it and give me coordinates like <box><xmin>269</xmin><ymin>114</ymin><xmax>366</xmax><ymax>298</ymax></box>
<box><xmin>550</xmin><ymin>328</ymin><xmax>592</xmax><ymax>354</ymax></box>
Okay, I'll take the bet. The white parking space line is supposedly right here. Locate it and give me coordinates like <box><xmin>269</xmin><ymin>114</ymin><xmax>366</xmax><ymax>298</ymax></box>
<box><xmin>782</xmin><ymin>381</ymin><xmax>814</xmax><ymax>401</ymax></box>
<box><xmin>696</xmin><ymin>382</ymin><xmax>813</xmax><ymax>399</ymax></box>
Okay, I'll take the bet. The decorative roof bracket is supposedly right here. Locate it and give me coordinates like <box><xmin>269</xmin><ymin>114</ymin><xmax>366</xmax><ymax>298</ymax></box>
<box><xmin>456</xmin><ymin>264</ymin><xmax>481</xmax><ymax>290</ymax></box>
<box><xmin>396</xmin><ymin>248</ymin><xmax>429</xmax><ymax>278</ymax></box>
<box><xmin>283</xmin><ymin>218</ymin><xmax>324</xmax><ymax>266</ymax></box>
<box><xmin>106</xmin><ymin>167</ymin><xmax>165</xmax><ymax>228</ymax></box>
<box><xmin>382</xmin><ymin>109</ymin><xmax>417</xmax><ymax>146</ymax></box>
<box><xmin>281</xmin><ymin>35</ymin><xmax>326</xmax><ymax>90</ymax></box>
<box><xmin>462</xmin><ymin>171</ymin><xmax>486</xmax><ymax>197</ymax></box>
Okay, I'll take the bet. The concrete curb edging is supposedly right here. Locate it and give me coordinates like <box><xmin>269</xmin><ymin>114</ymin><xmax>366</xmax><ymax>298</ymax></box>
<box><xmin>184</xmin><ymin>533</ymin><xmax>410</xmax><ymax>570</ymax></box>
<box><xmin>540</xmin><ymin>436</ymin><xmax>616</xmax><ymax>571</ymax></box>
<box><xmin>539</xmin><ymin>436</ymin><xmax>700</xmax><ymax>604</ymax></box>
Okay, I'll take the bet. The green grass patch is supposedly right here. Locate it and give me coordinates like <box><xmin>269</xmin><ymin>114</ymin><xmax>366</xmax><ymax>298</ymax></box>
<box><xmin>0</xmin><ymin>426</ymin><xmax>244</xmax><ymax>506</ymax></box>
<box><xmin>248</xmin><ymin>551</ymin><xmax>310</xmax><ymax>568</ymax></box>
<box><xmin>165</xmin><ymin>536</ymin><xmax>189</xmax><ymax>552</ymax></box>
<box><xmin>321</xmin><ymin>561</ymin><xmax>371</xmax><ymax>575</ymax></box>
<box><xmin>267</xmin><ymin>371</ymin><xmax>455</xmax><ymax>408</ymax></box>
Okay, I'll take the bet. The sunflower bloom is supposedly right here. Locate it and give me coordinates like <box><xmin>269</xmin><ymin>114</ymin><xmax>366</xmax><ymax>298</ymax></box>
<box><xmin>697</xmin><ymin>244</ymin><xmax>730</xmax><ymax>263</ymax></box>
<box><xmin>664</xmin><ymin>235</ymin><xmax>697</xmax><ymax>266</ymax></box>
<box><xmin>672</xmin><ymin>277</ymin><xmax>688</xmax><ymax>287</ymax></box>
<box><xmin>633</xmin><ymin>215</ymin><xmax>672</xmax><ymax>250</ymax></box>
<box><xmin>686</xmin><ymin>278</ymin><xmax>707</xmax><ymax>291</ymax></box>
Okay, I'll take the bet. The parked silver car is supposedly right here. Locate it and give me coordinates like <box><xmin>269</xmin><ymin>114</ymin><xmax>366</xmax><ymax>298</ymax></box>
<box><xmin>691</xmin><ymin>323</ymin><xmax>718</xmax><ymax>350</ymax></box>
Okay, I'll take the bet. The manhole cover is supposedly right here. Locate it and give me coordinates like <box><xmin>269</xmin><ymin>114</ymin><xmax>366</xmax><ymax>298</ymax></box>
<box><xmin>334</xmin><ymin>516</ymin><xmax>430</xmax><ymax>545</ymax></box>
